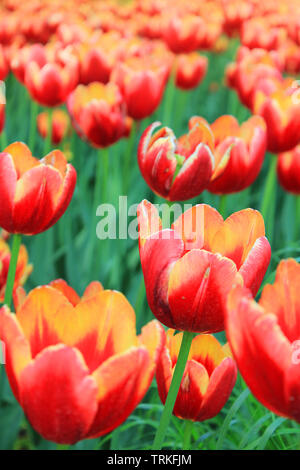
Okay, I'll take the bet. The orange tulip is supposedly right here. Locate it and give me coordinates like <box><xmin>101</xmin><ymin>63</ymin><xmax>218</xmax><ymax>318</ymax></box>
<box><xmin>0</xmin><ymin>142</ymin><xmax>77</xmax><ymax>235</ymax></box>
<box><xmin>0</xmin><ymin>238</ymin><xmax>32</xmax><ymax>302</ymax></box>
<box><xmin>156</xmin><ymin>330</ymin><xmax>237</xmax><ymax>421</ymax></box>
<box><xmin>37</xmin><ymin>109</ymin><xmax>70</xmax><ymax>145</ymax></box>
<box><xmin>0</xmin><ymin>280</ymin><xmax>165</xmax><ymax>444</ymax></box>
<box><xmin>138</xmin><ymin>200</ymin><xmax>271</xmax><ymax>333</ymax></box>
<box><xmin>226</xmin><ymin>259</ymin><xmax>300</xmax><ymax>422</ymax></box>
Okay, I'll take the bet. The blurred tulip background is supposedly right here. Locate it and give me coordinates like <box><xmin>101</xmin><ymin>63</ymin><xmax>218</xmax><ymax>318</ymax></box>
<box><xmin>0</xmin><ymin>0</ymin><xmax>300</xmax><ymax>452</ymax></box>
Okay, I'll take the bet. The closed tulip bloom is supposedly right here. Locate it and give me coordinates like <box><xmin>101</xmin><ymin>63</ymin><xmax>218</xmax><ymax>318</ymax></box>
<box><xmin>203</xmin><ymin>115</ymin><xmax>267</xmax><ymax>194</ymax></box>
<box><xmin>67</xmin><ymin>82</ymin><xmax>127</xmax><ymax>148</ymax></box>
<box><xmin>10</xmin><ymin>44</ymin><xmax>47</xmax><ymax>84</ymax></box>
<box><xmin>226</xmin><ymin>259</ymin><xmax>300</xmax><ymax>422</ymax></box>
<box><xmin>137</xmin><ymin>200</ymin><xmax>271</xmax><ymax>333</ymax></box>
<box><xmin>156</xmin><ymin>330</ymin><xmax>237</xmax><ymax>421</ymax></box>
<box><xmin>112</xmin><ymin>56</ymin><xmax>169</xmax><ymax>120</ymax></box>
<box><xmin>37</xmin><ymin>109</ymin><xmax>70</xmax><ymax>145</ymax></box>
<box><xmin>0</xmin><ymin>238</ymin><xmax>32</xmax><ymax>302</ymax></box>
<box><xmin>0</xmin><ymin>280</ymin><xmax>165</xmax><ymax>444</ymax></box>
<box><xmin>175</xmin><ymin>53</ymin><xmax>208</xmax><ymax>90</ymax></box>
<box><xmin>0</xmin><ymin>142</ymin><xmax>77</xmax><ymax>235</ymax></box>
<box><xmin>24</xmin><ymin>58</ymin><xmax>78</xmax><ymax>107</ymax></box>
<box><xmin>137</xmin><ymin>121</ymin><xmax>215</xmax><ymax>201</ymax></box>
<box><xmin>277</xmin><ymin>145</ymin><xmax>300</xmax><ymax>194</ymax></box>
<box><xmin>253</xmin><ymin>79</ymin><xmax>300</xmax><ymax>153</ymax></box>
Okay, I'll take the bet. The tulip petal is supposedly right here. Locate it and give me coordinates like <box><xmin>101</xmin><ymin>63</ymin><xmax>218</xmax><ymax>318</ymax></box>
<box><xmin>168</xmin><ymin>249</ymin><xmax>241</xmax><ymax>332</ymax></box>
<box><xmin>48</xmin><ymin>279</ymin><xmax>81</xmax><ymax>306</ymax></box>
<box><xmin>226</xmin><ymin>286</ymin><xmax>291</xmax><ymax>416</ymax></box>
<box><xmin>137</xmin><ymin>199</ymin><xmax>162</xmax><ymax>251</ymax></box>
<box><xmin>239</xmin><ymin>236</ymin><xmax>271</xmax><ymax>296</ymax></box>
<box><xmin>19</xmin><ymin>345</ymin><xmax>98</xmax><ymax>444</ymax></box>
<box><xmin>259</xmin><ymin>259</ymin><xmax>300</xmax><ymax>342</ymax></box>
<box><xmin>88</xmin><ymin>347</ymin><xmax>151</xmax><ymax>437</ymax></box>
<box><xmin>196</xmin><ymin>357</ymin><xmax>237</xmax><ymax>421</ymax></box>
<box><xmin>210</xmin><ymin>209</ymin><xmax>266</xmax><ymax>269</ymax></box>
<box><xmin>0</xmin><ymin>153</ymin><xmax>17</xmax><ymax>232</ymax></box>
<box><xmin>0</xmin><ymin>306</ymin><xmax>31</xmax><ymax>401</ymax></box>
<box><xmin>172</xmin><ymin>204</ymin><xmax>223</xmax><ymax>252</ymax></box>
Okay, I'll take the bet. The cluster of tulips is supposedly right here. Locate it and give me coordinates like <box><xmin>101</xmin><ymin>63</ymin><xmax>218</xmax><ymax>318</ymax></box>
<box><xmin>0</xmin><ymin>0</ymin><xmax>300</xmax><ymax>451</ymax></box>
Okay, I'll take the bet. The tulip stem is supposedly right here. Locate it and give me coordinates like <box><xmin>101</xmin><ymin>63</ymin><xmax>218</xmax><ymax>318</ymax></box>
<box><xmin>44</xmin><ymin>108</ymin><xmax>53</xmax><ymax>155</ymax></box>
<box><xmin>123</xmin><ymin>120</ymin><xmax>136</xmax><ymax>194</ymax></box>
<box><xmin>4</xmin><ymin>234</ymin><xmax>22</xmax><ymax>309</ymax></box>
<box><xmin>163</xmin><ymin>78</ymin><xmax>176</xmax><ymax>126</ymax></box>
<box><xmin>183</xmin><ymin>419</ymin><xmax>193</xmax><ymax>450</ymax></box>
<box><xmin>28</xmin><ymin>100</ymin><xmax>38</xmax><ymax>151</ymax></box>
<box><xmin>219</xmin><ymin>195</ymin><xmax>227</xmax><ymax>218</ymax></box>
<box><xmin>152</xmin><ymin>330</ymin><xmax>194</xmax><ymax>450</ymax></box>
<box><xmin>260</xmin><ymin>154</ymin><xmax>277</xmax><ymax>244</ymax></box>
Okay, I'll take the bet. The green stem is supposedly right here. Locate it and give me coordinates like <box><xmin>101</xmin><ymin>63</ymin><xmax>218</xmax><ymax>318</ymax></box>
<box><xmin>28</xmin><ymin>100</ymin><xmax>39</xmax><ymax>151</ymax></box>
<box><xmin>44</xmin><ymin>108</ymin><xmax>53</xmax><ymax>155</ymax></box>
<box><xmin>152</xmin><ymin>330</ymin><xmax>194</xmax><ymax>450</ymax></box>
<box><xmin>123</xmin><ymin>120</ymin><xmax>136</xmax><ymax>195</ymax></box>
<box><xmin>218</xmin><ymin>194</ymin><xmax>227</xmax><ymax>218</ymax></box>
<box><xmin>4</xmin><ymin>234</ymin><xmax>22</xmax><ymax>309</ymax></box>
<box><xmin>163</xmin><ymin>78</ymin><xmax>176</xmax><ymax>126</ymax></box>
<box><xmin>183</xmin><ymin>419</ymin><xmax>193</xmax><ymax>450</ymax></box>
<box><xmin>260</xmin><ymin>155</ymin><xmax>277</xmax><ymax>244</ymax></box>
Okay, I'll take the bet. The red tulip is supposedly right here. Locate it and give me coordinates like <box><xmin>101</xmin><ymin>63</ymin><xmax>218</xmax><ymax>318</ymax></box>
<box><xmin>112</xmin><ymin>55</ymin><xmax>170</xmax><ymax>120</ymax></box>
<box><xmin>174</xmin><ymin>53</ymin><xmax>208</xmax><ymax>90</ymax></box>
<box><xmin>253</xmin><ymin>78</ymin><xmax>300</xmax><ymax>153</ymax></box>
<box><xmin>0</xmin><ymin>142</ymin><xmax>77</xmax><ymax>235</ymax></box>
<box><xmin>0</xmin><ymin>280</ymin><xmax>165</xmax><ymax>444</ymax></box>
<box><xmin>226</xmin><ymin>259</ymin><xmax>300</xmax><ymax>422</ymax></box>
<box><xmin>277</xmin><ymin>145</ymin><xmax>300</xmax><ymax>194</ymax></box>
<box><xmin>24</xmin><ymin>57</ymin><xmax>78</xmax><ymax>107</ymax></box>
<box><xmin>156</xmin><ymin>330</ymin><xmax>237</xmax><ymax>421</ymax></box>
<box><xmin>137</xmin><ymin>200</ymin><xmax>271</xmax><ymax>333</ymax></box>
<box><xmin>67</xmin><ymin>82</ymin><xmax>127</xmax><ymax>148</ymax></box>
<box><xmin>205</xmin><ymin>115</ymin><xmax>267</xmax><ymax>194</ymax></box>
<box><xmin>163</xmin><ymin>14</ymin><xmax>205</xmax><ymax>53</ymax></box>
<box><xmin>137</xmin><ymin>121</ymin><xmax>215</xmax><ymax>201</ymax></box>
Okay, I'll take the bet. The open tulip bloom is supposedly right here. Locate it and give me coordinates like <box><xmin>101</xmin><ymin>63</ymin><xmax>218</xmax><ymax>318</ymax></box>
<box><xmin>0</xmin><ymin>280</ymin><xmax>165</xmax><ymax>444</ymax></box>
<box><xmin>137</xmin><ymin>200</ymin><xmax>271</xmax><ymax>333</ymax></box>
<box><xmin>226</xmin><ymin>259</ymin><xmax>300</xmax><ymax>423</ymax></box>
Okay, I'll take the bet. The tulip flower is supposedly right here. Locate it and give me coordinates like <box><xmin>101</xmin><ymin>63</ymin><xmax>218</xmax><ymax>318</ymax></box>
<box><xmin>24</xmin><ymin>57</ymin><xmax>78</xmax><ymax>107</ymax></box>
<box><xmin>226</xmin><ymin>259</ymin><xmax>300</xmax><ymax>422</ymax></box>
<box><xmin>163</xmin><ymin>14</ymin><xmax>205</xmax><ymax>53</ymax></box>
<box><xmin>37</xmin><ymin>109</ymin><xmax>70</xmax><ymax>145</ymax></box>
<box><xmin>67</xmin><ymin>81</ymin><xmax>127</xmax><ymax>148</ymax></box>
<box><xmin>137</xmin><ymin>121</ymin><xmax>215</xmax><ymax>201</ymax></box>
<box><xmin>137</xmin><ymin>200</ymin><xmax>271</xmax><ymax>333</ymax></box>
<box><xmin>253</xmin><ymin>78</ymin><xmax>300</xmax><ymax>153</ymax></box>
<box><xmin>112</xmin><ymin>55</ymin><xmax>170</xmax><ymax>120</ymax></box>
<box><xmin>202</xmin><ymin>115</ymin><xmax>267</xmax><ymax>194</ymax></box>
<box><xmin>0</xmin><ymin>142</ymin><xmax>77</xmax><ymax>235</ymax></box>
<box><xmin>226</xmin><ymin>47</ymin><xmax>283</xmax><ymax>109</ymax></box>
<box><xmin>156</xmin><ymin>330</ymin><xmax>237</xmax><ymax>421</ymax></box>
<box><xmin>174</xmin><ymin>53</ymin><xmax>208</xmax><ymax>90</ymax></box>
<box><xmin>277</xmin><ymin>145</ymin><xmax>300</xmax><ymax>194</ymax></box>
<box><xmin>0</xmin><ymin>45</ymin><xmax>9</xmax><ymax>81</ymax></box>
<box><xmin>0</xmin><ymin>237</ymin><xmax>32</xmax><ymax>302</ymax></box>
<box><xmin>10</xmin><ymin>43</ymin><xmax>47</xmax><ymax>84</ymax></box>
<box><xmin>0</xmin><ymin>280</ymin><xmax>165</xmax><ymax>444</ymax></box>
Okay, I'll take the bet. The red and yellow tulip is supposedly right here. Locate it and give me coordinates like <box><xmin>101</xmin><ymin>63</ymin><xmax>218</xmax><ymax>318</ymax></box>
<box><xmin>0</xmin><ymin>280</ymin><xmax>165</xmax><ymax>444</ymax></box>
<box><xmin>226</xmin><ymin>259</ymin><xmax>300</xmax><ymax>422</ymax></box>
<box><xmin>137</xmin><ymin>200</ymin><xmax>271</xmax><ymax>333</ymax></box>
<box><xmin>0</xmin><ymin>142</ymin><xmax>76</xmax><ymax>235</ymax></box>
<box><xmin>277</xmin><ymin>145</ymin><xmax>300</xmax><ymax>194</ymax></box>
<box><xmin>37</xmin><ymin>109</ymin><xmax>70</xmax><ymax>145</ymax></box>
<box><xmin>156</xmin><ymin>330</ymin><xmax>237</xmax><ymax>421</ymax></box>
